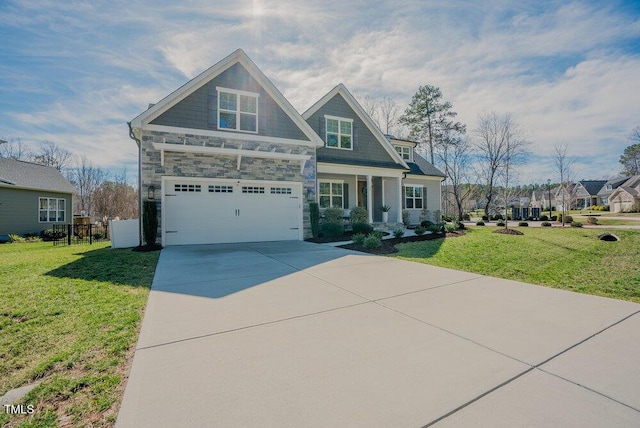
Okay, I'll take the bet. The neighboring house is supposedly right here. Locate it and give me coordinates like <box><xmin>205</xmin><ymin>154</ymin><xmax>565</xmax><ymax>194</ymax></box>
<box><xmin>0</xmin><ymin>157</ymin><xmax>76</xmax><ymax>239</ymax></box>
<box><xmin>128</xmin><ymin>49</ymin><xmax>444</xmax><ymax>246</ymax></box>
<box><xmin>573</xmin><ymin>180</ymin><xmax>607</xmax><ymax>209</ymax></box>
<box><xmin>553</xmin><ymin>184</ymin><xmax>575</xmax><ymax>212</ymax></box>
<box><xmin>608</xmin><ymin>175</ymin><xmax>640</xmax><ymax>213</ymax></box>
<box><xmin>597</xmin><ymin>177</ymin><xmax>629</xmax><ymax>206</ymax></box>
<box><xmin>530</xmin><ymin>190</ymin><xmax>544</xmax><ymax>209</ymax></box>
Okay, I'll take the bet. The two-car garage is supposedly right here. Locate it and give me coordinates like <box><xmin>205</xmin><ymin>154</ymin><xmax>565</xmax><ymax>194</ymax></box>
<box><xmin>162</xmin><ymin>178</ymin><xmax>303</xmax><ymax>246</ymax></box>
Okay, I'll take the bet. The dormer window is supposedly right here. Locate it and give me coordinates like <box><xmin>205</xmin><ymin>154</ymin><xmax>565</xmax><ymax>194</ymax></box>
<box><xmin>325</xmin><ymin>116</ymin><xmax>352</xmax><ymax>150</ymax></box>
<box><xmin>394</xmin><ymin>145</ymin><xmax>412</xmax><ymax>161</ymax></box>
<box><xmin>217</xmin><ymin>87</ymin><xmax>259</xmax><ymax>133</ymax></box>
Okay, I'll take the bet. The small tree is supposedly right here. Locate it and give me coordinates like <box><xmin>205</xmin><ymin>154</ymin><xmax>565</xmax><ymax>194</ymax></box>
<box><xmin>309</xmin><ymin>202</ymin><xmax>320</xmax><ymax>238</ymax></box>
<box><xmin>553</xmin><ymin>143</ymin><xmax>575</xmax><ymax>227</ymax></box>
<box><xmin>142</xmin><ymin>200</ymin><xmax>158</xmax><ymax>246</ymax></box>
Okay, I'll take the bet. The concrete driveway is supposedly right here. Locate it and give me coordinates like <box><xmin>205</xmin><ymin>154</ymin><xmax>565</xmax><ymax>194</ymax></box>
<box><xmin>117</xmin><ymin>241</ymin><xmax>640</xmax><ymax>427</ymax></box>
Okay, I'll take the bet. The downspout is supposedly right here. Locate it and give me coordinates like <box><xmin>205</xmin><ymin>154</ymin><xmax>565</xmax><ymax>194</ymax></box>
<box><xmin>127</xmin><ymin>121</ymin><xmax>143</xmax><ymax>247</ymax></box>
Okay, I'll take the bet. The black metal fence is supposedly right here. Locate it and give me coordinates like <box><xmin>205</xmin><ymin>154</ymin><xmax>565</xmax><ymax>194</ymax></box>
<box><xmin>51</xmin><ymin>223</ymin><xmax>110</xmax><ymax>246</ymax></box>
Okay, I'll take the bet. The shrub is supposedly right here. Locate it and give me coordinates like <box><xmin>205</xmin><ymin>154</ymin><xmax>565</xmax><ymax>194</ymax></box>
<box><xmin>350</xmin><ymin>206</ymin><xmax>368</xmax><ymax>224</ymax></box>
<box><xmin>456</xmin><ymin>221</ymin><xmax>466</xmax><ymax>230</ymax></box>
<box><xmin>476</xmin><ymin>220</ymin><xmax>485</xmax><ymax>226</ymax></box>
<box><xmin>558</xmin><ymin>214</ymin><xmax>573</xmax><ymax>223</ymax></box>
<box><xmin>93</xmin><ymin>233</ymin><xmax>104</xmax><ymax>240</ymax></box>
<box><xmin>539</xmin><ymin>215</ymin><xmax>549</xmax><ymax>221</ymax></box>
<box><xmin>420</xmin><ymin>220</ymin><xmax>434</xmax><ymax>228</ymax></box>
<box><xmin>143</xmin><ymin>200</ymin><xmax>158</xmax><ymax>246</ymax></box>
<box><xmin>310</xmin><ymin>202</ymin><xmax>320</xmax><ymax>238</ymax></box>
<box><xmin>481</xmin><ymin>215</ymin><xmax>489</xmax><ymax>221</ymax></box>
<box><xmin>402</xmin><ymin>210</ymin><xmax>411</xmax><ymax>227</ymax></box>
<box><xmin>321</xmin><ymin>222</ymin><xmax>344</xmax><ymax>238</ymax></box>
<box><xmin>323</xmin><ymin>207</ymin><xmax>344</xmax><ymax>224</ymax></box>
<box><xmin>41</xmin><ymin>228</ymin><xmax>66</xmax><ymax>241</ymax></box>
<box><xmin>571</xmin><ymin>221</ymin><xmax>583</xmax><ymax>228</ymax></box>
<box><xmin>414</xmin><ymin>226</ymin><xmax>426</xmax><ymax>236</ymax></box>
<box><xmin>363</xmin><ymin>233</ymin><xmax>382</xmax><ymax>249</ymax></box>
<box><xmin>352</xmin><ymin>233</ymin><xmax>366</xmax><ymax>245</ymax></box>
<box><xmin>352</xmin><ymin>222</ymin><xmax>374</xmax><ymax>235</ymax></box>
<box><xmin>442</xmin><ymin>215</ymin><xmax>453</xmax><ymax>222</ymax></box>
<box><xmin>551</xmin><ymin>215</ymin><xmax>558</xmax><ymax>222</ymax></box>
<box><xmin>8</xmin><ymin>234</ymin><xmax>25</xmax><ymax>243</ymax></box>
<box><xmin>372</xmin><ymin>231</ymin><xmax>384</xmax><ymax>239</ymax></box>
<box><xmin>496</xmin><ymin>220</ymin><xmax>505</xmax><ymax>227</ymax></box>
<box><xmin>526</xmin><ymin>216</ymin><xmax>534</xmax><ymax>221</ymax></box>
<box><xmin>462</xmin><ymin>213</ymin><xmax>471</xmax><ymax>221</ymax></box>
<box><xmin>393</xmin><ymin>228</ymin><xmax>404</xmax><ymax>238</ymax></box>
<box><xmin>444</xmin><ymin>223</ymin><xmax>457</xmax><ymax>233</ymax></box>
<box><xmin>586</xmin><ymin>216</ymin><xmax>598</xmax><ymax>225</ymax></box>
<box><xmin>428</xmin><ymin>224</ymin><xmax>444</xmax><ymax>233</ymax></box>
<box><xmin>541</xmin><ymin>221</ymin><xmax>552</xmax><ymax>227</ymax></box>
<box><xmin>490</xmin><ymin>214</ymin><xmax>503</xmax><ymax>221</ymax></box>
<box><xmin>518</xmin><ymin>221</ymin><xmax>529</xmax><ymax>227</ymax></box>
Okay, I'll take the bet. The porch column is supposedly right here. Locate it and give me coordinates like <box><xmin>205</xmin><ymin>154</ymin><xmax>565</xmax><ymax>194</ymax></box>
<box><xmin>366</xmin><ymin>175</ymin><xmax>373</xmax><ymax>223</ymax></box>
<box><xmin>397</xmin><ymin>177</ymin><xmax>403</xmax><ymax>223</ymax></box>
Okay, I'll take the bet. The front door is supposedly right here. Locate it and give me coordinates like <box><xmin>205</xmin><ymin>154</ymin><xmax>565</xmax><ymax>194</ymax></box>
<box><xmin>357</xmin><ymin>180</ymin><xmax>367</xmax><ymax>207</ymax></box>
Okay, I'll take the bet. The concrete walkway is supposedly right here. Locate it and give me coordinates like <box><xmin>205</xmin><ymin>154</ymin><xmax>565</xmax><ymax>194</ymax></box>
<box><xmin>117</xmin><ymin>241</ymin><xmax>640</xmax><ymax>427</ymax></box>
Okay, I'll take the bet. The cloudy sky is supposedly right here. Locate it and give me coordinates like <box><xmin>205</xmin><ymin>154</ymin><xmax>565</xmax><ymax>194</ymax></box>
<box><xmin>1</xmin><ymin>0</ymin><xmax>639</xmax><ymax>184</ymax></box>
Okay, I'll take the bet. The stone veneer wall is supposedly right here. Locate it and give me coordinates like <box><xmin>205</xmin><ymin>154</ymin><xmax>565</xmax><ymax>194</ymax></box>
<box><xmin>140</xmin><ymin>130</ymin><xmax>316</xmax><ymax>242</ymax></box>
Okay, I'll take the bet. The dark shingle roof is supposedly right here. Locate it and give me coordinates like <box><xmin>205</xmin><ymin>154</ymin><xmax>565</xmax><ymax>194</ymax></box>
<box><xmin>407</xmin><ymin>152</ymin><xmax>445</xmax><ymax>178</ymax></box>
<box><xmin>579</xmin><ymin>180</ymin><xmax>607</xmax><ymax>196</ymax></box>
<box><xmin>0</xmin><ymin>157</ymin><xmax>76</xmax><ymax>194</ymax></box>
<box><xmin>597</xmin><ymin>176</ymin><xmax>631</xmax><ymax>197</ymax></box>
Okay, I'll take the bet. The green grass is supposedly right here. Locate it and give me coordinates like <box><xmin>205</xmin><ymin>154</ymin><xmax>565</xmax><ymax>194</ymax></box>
<box><xmin>584</xmin><ymin>218</ymin><xmax>640</xmax><ymax>226</ymax></box>
<box><xmin>0</xmin><ymin>242</ymin><xmax>158</xmax><ymax>427</ymax></box>
<box><xmin>394</xmin><ymin>227</ymin><xmax>640</xmax><ymax>303</ymax></box>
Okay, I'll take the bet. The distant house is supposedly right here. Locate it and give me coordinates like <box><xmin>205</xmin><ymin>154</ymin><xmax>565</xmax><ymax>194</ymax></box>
<box><xmin>608</xmin><ymin>175</ymin><xmax>640</xmax><ymax>213</ymax></box>
<box><xmin>530</xmin><ymin>190</ymin><xmax>544</xmax><ymax>209</ymax></box>
<box><xmin>553</xmin><ymin>184</ymin><xmax>575</xmax><ymax>212</ymax></box>
<box><xmin>0</xmin><ymin>157</ymin><xmax>76</xmax><ymax>239</ymax></box>
<box><xmin>597</xmin><ymin>177</ymin><xmax>629</xmax><ymax>206</ymax></box>
<box><xmin>574</xmin><ymin>180</ymin><xmax>607</xmax><ymax>209</ymax></box>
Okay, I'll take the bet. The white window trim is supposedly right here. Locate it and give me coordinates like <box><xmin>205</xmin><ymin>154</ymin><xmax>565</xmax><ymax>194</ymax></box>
<box><xmin>394</xmin><ymin>145</ymin><xmax>413</xmax><ymax>162</ymax></box>
<box><xmin>404</xmin><ymin>185</ymin><xmax>424</xmax><ymax>210</ymax></box>
<box><xmin>38</xmin><ymin>197</ymin><xmax>66</xmax><ymax>223</ymax></box>
<box><xmin>324</xmin><ymin>115</ymin><xmax>353</xmax><ymax>151</ymax></box>
<box><xmin>216</xmin><ymin>86</ymin><xmax>259</xmax><ymax>134</ymax></box>
<box><xmin>318</xmin><ymin>179</ymin><xmax>345</xmax><ymax>209</ymax></box>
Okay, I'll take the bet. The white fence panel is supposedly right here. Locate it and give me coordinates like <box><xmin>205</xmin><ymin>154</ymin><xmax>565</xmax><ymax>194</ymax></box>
<box><xmin>109</xmin><ymin>219</ymin><xmax>139</xmax><ymax>248</ymax></box>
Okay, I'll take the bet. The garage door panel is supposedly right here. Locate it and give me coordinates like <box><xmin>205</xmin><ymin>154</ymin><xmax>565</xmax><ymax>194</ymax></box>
<box><xmin>163</xmin><ymin>179</ymin><xmax>302</xmax><ymax>245</ymax></box>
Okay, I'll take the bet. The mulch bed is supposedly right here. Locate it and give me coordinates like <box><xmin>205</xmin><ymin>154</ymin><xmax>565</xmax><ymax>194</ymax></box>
<box><xmin>132</xmin><ymin>244</ymin><xmax>163</xmax><ymax>252</ymax></box>
<box><xmin>337</xmin><ymin>231</ymin><xmax>463</xmax><ymax>255</ymax></box>
<box><xmin>492</xmin><ymin>228</ymin><xmax>524</xmax><ymax>235</ymax></box>
<box><xmin>305</xmin><ymin>230</ymin><xmax>389</xmax><ymax>244</ymax></box>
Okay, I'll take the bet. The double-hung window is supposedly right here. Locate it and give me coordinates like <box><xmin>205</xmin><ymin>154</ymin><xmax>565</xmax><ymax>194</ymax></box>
<box><xmin>39</xmin><ymin>197</ymin><xmax>66</xmax><ymax>222</ymax></box>
<box><xmin>319</xmin><ymin>181</ymin><xmax>344</xmax><ymax>208</ymax></box>
<box><xmin>394</xmin><ymin>145</ymin><xmax>412</xmax><ymax>161</ymax></box>
<box><xmin>217</xmin><ymin>87</ymin><xmax>258</xmax><ymax>133</ymax></box>
<box><xmin>325</xmin><ymin>116</ymin><xmax>352</xmax><ymax>149</ymax></box>
<box><xmin>404</xmin><ymin>186</ymin><xmax>423</xmax><ymax>209</ymax></box>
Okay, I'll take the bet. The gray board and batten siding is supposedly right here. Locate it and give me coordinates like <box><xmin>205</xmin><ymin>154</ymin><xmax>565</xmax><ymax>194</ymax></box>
<box><xmin>305</xmin><ymin>93</ymin><xmax>402</xmax><ymax>169</ymax></box>
<box><xmin>151</xmin><ymin>62</ymin><xmax>309</xmax><ymax>142</ymax></box>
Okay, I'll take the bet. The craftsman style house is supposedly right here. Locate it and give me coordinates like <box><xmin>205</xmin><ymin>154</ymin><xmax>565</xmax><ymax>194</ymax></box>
<box><xmin>129</xmin><ymin>49</ymin><xmax>443</xmax><ymax>246</ymax></box>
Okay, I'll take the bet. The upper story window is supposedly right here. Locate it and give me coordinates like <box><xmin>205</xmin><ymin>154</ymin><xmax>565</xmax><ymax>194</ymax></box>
<box><xmin>325</xmin><ymin>116</ymin><xmax>352</xmax><ymax>150</ymax></box>
<box><xmin>394</xmin><ymin>145</ymin><xmax>412</xmax><ymax>161</ymax></box>
<box><xmin>217</xmin><ymin>87</ymin><xmax>259</xmax><ymax>133</ymax></box>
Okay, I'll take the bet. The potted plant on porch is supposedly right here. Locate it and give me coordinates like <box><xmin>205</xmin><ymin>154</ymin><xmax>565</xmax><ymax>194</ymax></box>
<box><xmin>381</xmin><ymin>205</ymin><xmax>391</xmax><ymax>223</ymax></box>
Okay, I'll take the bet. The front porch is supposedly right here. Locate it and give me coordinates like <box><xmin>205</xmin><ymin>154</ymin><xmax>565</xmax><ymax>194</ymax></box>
<box><xmin>317</xmin><ymin>163</ymin><xmax>405</xmax><ymax>224</ymax></box>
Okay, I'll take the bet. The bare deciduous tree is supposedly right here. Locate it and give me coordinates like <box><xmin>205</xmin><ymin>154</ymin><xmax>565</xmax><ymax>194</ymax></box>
<box><xmin>93</xmin><ymin>169</ymin><xmax>138</xmax><ymax>220</ymax></box>
<box><xmin>552</xmin><ymin>143</ymin><xmax>576</xmax><ymax>226</ymax></box>
<box><xmin>474</xmin><ymin>111</ymin><xmax>530</xmax><ymax>223</ymax></box>
<box><xmin>68</xmin><ymin>156</ymin><xmax>105</xmax><ymax>217</ymax></box>
<box><xmin>0</xmin><ymin>137</ymin><xmax>33</xmax><ymax>161</ymax></box>
<box><xmin>437</xmin><ymin>133</ymin><xmax>475</xmax><ymax>221</ymax></box>
<box><xmin>32</xmin><ymin>140</ymin><xmax>74</xmax><ymax>171</ymax></box>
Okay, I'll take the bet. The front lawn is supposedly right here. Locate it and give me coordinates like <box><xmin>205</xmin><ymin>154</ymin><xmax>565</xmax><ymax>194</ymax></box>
<box><xmin>0</xmin><ymin>242</ymin><xmax>159</xmax><ymax>427</ymax></box>
<box><xmin>394</xmin><ymin>227</ymin><xmax>640</xmax><ymax>303</ymax></box>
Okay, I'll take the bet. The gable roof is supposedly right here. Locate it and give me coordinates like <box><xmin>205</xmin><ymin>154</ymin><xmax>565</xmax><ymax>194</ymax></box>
<box><xmin>597</xmin><ymin>176</ymin><xmax>629</xmax><ymax>196</ymax></box>
<box><xmin>407</xmin><ymin>153</ymin><xmax>445</xmax><ymax>178</ymax></box>
<box><xmin>0</xmin><ymin>157</ymin><xmax>76</xmax><ymax>194</ymax></box>
<box><xmin>129</xmin><ymin>49</ymin><xmax>323</xmax><ymax>147</ymax></box>
<box><xmin>578</xmin><ymin>180</ymin><xmax>607</xmax><ymax>196</ymax></box>
<box><xmin>302</xmin><ymin>83</ymin><xmax>409</xmax><ymax>169</ymax></box>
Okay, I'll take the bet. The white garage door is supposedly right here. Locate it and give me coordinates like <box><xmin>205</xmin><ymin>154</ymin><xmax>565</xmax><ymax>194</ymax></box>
<box><xmin>163</xmin><ymin>178</ymin><xmax>302</xmax><ymax>246</ymax></box>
